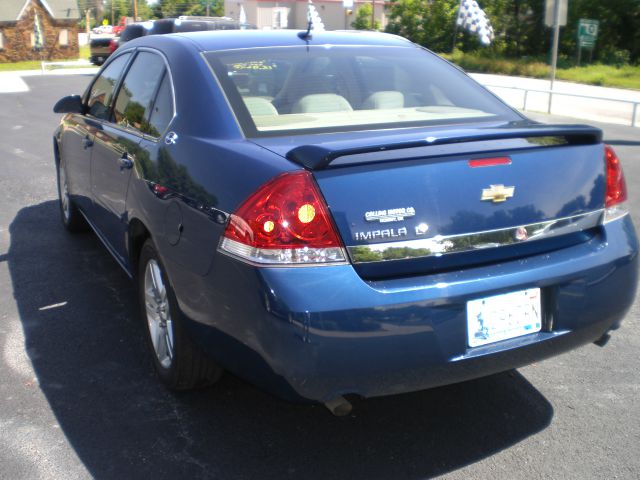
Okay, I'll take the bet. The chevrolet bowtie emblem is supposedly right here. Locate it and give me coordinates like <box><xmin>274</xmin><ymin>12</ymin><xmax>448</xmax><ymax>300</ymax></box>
<box><xmin>481</xmin><ymin>184</ymin><xmax>515</xmax><ymax>203</ymax></box>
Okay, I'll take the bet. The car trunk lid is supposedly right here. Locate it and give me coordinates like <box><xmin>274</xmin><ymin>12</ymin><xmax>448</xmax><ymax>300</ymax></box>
<box><xmin>252</xmin><ymin>123</ymin><xmax>605</xmax><ymax>278</ymax></box>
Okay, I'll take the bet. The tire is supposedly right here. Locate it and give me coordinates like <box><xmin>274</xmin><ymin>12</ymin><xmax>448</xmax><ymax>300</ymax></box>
<box><xmin>56</xmin><ymin>158</ymin><xmax>87</xmax><ymax>232</ymax></box>
<box><xmin>138</xmin><ymin>239</ymin><xmax>223</xmax><ymax>390</ymax></box>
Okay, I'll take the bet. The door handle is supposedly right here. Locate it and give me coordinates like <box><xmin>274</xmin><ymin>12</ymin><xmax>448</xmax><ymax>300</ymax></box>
<box><xmin>82</xmin><ymin>136</ymin><xmax>93</xmax><ymax>149</ymax></box>
<box><xmin>119</xmin><ymin>153</ymin><xmax>134</xmax><ymax>170</ymax></box>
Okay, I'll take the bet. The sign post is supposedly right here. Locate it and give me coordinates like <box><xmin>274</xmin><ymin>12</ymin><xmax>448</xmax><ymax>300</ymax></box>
<box><xmin>545</xmin><ymin>0</ymin><xmax>567</xmax><ymax>113</ymax></box>
<box><xmin>343</xmin><ymin>0</ymin><xmax>353</xmax><ymax>29</ymax></box>
<box><xmin>544</xmin><ymin>0</ymin><xmax>567</xmax><ymax>27</ymax></box>
<box><xmin>577</xmin><ymin>19</ymin><xmax>598</xmax><ymax>65</ymax></box>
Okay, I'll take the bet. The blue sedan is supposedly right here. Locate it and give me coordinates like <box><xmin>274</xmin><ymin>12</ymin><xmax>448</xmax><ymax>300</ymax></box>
<box><xmin>53</xmin><ymin>30</ymin><xmax>638</xmax><ymax>415</ymax></box>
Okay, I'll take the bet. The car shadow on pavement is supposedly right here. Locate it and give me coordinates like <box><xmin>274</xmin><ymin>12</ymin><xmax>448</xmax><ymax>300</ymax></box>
<box><xmin>8</xmin><ymin>201</ymin><xmax>554</xmax><ymax>480</ymax></box>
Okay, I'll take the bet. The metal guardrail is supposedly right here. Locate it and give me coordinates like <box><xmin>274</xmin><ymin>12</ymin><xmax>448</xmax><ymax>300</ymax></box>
<box><xmin>483</xmin><ymin>84</ymin><xmax>639</xmax><ymax>128</ymax></box>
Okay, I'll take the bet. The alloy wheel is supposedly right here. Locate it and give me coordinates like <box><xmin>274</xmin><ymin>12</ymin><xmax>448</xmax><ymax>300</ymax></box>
<box><xmin>144</xmin><ymin>259</ymin><xmax>175</xmax><ymax>369</ymax></box>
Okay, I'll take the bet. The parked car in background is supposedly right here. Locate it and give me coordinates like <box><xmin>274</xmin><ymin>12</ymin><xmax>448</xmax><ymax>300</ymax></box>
<box><xmin>92</xmin><ymin>24</ymin><xmax>113</xmax><ymax>34</ymax></box>
<box><xmin>89</xmin><ymin>35</ymin><xmax>118</xmax><ymax>66</ymax></box>
<box><xmin>53</xmin><ymin>30</ymin><xmax>638</xmax><ymax>416</ymax></box>
<box><xmin>89</xmin><ymin>17</ymin><xmax>251</xmax><ymax>66</ymax></box>
<box><xmin>117</xmin><ymin>16</ymin><xmax>251</xmax><ymax>49</ymax></box>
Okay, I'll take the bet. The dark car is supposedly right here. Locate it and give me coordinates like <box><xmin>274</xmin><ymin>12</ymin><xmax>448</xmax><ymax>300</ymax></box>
<box><xmin>89</xmin><ymin>35</ymin><xmax>118</xmax><ymax>66</ymax></box>
<box><xmin>90</xmin><ymin>17</ymin><xmax>249</xmax><ymax>65</ymax></box>
<box><xmin>118</xmin><ymin>16</ymin><xmax>247</xmax><ymax>48</ymax></box>
<box><xmin>53</xmin><ymin>30</ymin><xmax>638</xmax><ymax>415</ymax></box>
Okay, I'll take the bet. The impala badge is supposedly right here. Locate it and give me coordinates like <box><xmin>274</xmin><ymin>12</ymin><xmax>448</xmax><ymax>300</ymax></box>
<box><xmin>481</xmin><ymin>184</ymin><xmax>515</xmax><ymax>203</ymax></box>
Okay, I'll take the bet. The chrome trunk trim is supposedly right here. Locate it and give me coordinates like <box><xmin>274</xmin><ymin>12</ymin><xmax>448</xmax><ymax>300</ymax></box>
<box><xmin>347</xmin><ymin>210</ymin><xmax>604</xmax><ymax>264</ymax></box>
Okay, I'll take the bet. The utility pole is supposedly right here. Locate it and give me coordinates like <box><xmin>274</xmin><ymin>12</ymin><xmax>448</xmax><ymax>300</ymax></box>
<box><xmin>111</xmin><ymin>0</ymin><xmax>114</xmax><ymax>25</ymax></box>
<box><xmin>550</xmin><ymin>0</ymin><xmax>561</xmax><ymax>91</ymax></box>
<box><xmin>548</xmin><ymin>0</ymin><xmax>561</xmax><ymax>113</ymax></box>
<box><xmin>85</xmin><ymin>8</ymin><xmax>90</xmax><ymax>35</ymax></box>
<box><xmin>133</xmin><ymin>0</ymin><xmax>138</xmax><ymax>21</ymax></box>
<box><xmin>206</xmin><ymin>1</ymin><xmax>211</xmax><ymax>16</ymax></box>
<box><xmin>371</xmin><ymin>0</ymin><xmax>375</xmax><ymax>30</ymax></box>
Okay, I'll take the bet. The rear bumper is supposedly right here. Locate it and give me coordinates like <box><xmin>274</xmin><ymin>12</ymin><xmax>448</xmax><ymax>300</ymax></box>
<box><xmin>174</xmin><ymin>215</ymin><xmax>638</xmax><ymax>403</ymax></box>
<box><xmin>89</xmin><ymin>51</ymin><xmax>110</xmax><ymax>64</ymax></box>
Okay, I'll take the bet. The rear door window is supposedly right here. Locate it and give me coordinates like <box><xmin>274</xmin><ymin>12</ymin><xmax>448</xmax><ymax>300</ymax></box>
<box><xmin>147</xmin><ymin>73</ymin><xmax>174</xmax><ymax>137</ymax></box>
<box><xmin>86</xmin><ymin>53</ymin><xmax>131</xmax><ymax>120</ymax></box>
<box><xmin>112</xmin><ymin>51</ymin><xmax>166</xmax><ymax>135</ymax></box>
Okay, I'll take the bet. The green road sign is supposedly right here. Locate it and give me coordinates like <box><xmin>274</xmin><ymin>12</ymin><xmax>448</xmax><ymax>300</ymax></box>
<box><xmin>578</xmin><ymin>19</ymin><xmax>598</xmax><ymax>48</ymax></box>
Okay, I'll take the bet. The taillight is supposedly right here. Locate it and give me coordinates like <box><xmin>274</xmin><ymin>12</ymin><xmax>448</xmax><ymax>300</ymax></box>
<box><xmin>468</xmin><ymin>157</ymin><xmax>511</xmax><ymax>168</ymax></box>
<box><xmin>109</xmin><ymin>38</ymin><xmax>118</xmax><ymax>53</ymax></box>
<box><xmin>604</xmin><ymin>145</ymin><xmax>628</xmax><ymax>223</ymax></box>
<box><xmin>219</xmin><ymin>171</ymin><xmax>347</xmax><ymax>265</ymax></box>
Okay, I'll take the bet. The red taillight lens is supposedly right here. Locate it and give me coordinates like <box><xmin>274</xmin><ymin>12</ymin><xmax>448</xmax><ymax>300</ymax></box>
<box><xmin>109</xmin><ymin>39</ymin><xmax>118</xmax><ymax>53</ymax></box>
<box><xmin>468</xmin><ymin>157</ymin><xmax>511</xmax><ymax>168</ymax></box>
<box><xmin>605</xmin><ymin>145</ymin><xmax>627</xmax><ymax>208</ymax></box>
<box><xmin>220</xmin><ymin>171</ymin><xmax>346</xmax><ymax>265</ymax></box>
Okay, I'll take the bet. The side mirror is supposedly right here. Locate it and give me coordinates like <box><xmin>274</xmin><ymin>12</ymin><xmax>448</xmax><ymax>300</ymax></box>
<box><xmin>53</xmin><ymin>95</ymin><xmax>84</xmax><ymax>114</ymax></box>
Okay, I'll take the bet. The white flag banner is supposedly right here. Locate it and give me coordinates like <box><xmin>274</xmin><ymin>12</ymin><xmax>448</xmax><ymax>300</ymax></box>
<box><xmin>239</xmin><ymin>5</ymin><xmax>247</xmax><ymax>24</ymax></box>
<box><xmin>307</xmin><ymin>0</ymin><xmax>325</xmax><ymax>31</ymax></box>
<box><xmin>456</xmin><ymin>0</ymin><xmax>495</xmax><ymax>46</ymax></box>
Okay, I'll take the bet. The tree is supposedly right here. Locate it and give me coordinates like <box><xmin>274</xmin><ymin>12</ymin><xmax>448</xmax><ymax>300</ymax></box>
<box><xmin>351</xmin><ymin>3</ymin><xmax>380</xmax><ymax>31</ymax></box>
<box><xmin>385</xmin><ymin>0</ymin><xmax>459</xmax><ymax>52</ymax></box>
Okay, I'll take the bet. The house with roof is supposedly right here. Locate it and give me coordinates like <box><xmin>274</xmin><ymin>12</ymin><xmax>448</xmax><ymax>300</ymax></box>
<box><xmin>0</xmin><ymin>0</ymin><xmax>80</xmax><ymax>63</ymax></box>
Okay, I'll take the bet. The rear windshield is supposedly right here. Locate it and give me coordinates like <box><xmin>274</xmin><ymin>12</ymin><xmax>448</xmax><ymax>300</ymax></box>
<box><xmin>204</xmin><ymin>45</ymin><xmax>520</xmax><ymax>137</ymax></box>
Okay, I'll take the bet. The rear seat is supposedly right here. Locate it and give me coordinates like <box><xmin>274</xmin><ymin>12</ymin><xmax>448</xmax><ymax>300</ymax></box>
<box><xmin>243</xmin><ymin>97</ymin><xmax>278</xmax><ymax>116</ymax></box>
<box><xmin>362</xmin><ymin>91</ymin><xmax>404</xmax><ymax>109</ymax></box>
<box><xmin>290</xmin><ymin>94</ymin><xmax>353</xmax><ymax>114</ymax></box>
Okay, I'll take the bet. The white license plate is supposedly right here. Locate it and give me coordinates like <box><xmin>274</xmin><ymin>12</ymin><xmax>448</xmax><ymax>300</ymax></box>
<box><xmin>467</xmin><ymin>288</ymin><xmax>542</xmax><ymax>347</ymax></box>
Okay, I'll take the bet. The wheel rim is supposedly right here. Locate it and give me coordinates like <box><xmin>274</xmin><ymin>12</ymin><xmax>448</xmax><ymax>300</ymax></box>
<box><xmin>58</xmin><ymin>164</ymin><xmax>70</xmax><ymax>221</ymax></box>
<box><xmin>144</xmin><ymin>259</ymin><xmax>174</xmax><ymax>369</ymax></box>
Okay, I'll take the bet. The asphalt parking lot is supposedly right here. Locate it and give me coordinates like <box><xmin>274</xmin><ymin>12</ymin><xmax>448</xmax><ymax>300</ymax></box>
<box><xmin>0</xmin><ymin>74</ymin><xmax>639</xmax><ymax>480</ymax></box>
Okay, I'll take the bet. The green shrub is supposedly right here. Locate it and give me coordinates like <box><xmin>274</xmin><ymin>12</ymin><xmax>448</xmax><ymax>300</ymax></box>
<box><xmin>442</xmin><ymin>51</ymin><xmax>549</xmax><ymax>78</ymax></box>
<box><xmin>441</xmin><ymin>52</ymin><xmax>640</xmax><ymax>90</ymax></box>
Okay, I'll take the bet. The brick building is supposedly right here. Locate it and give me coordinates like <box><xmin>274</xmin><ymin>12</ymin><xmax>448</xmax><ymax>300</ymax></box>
<box><xmin>0</xmin><ymin>0</ymin><xmax>80</xmax><ymax>63</ymax></box>
<box><xmin>224</xmin><ymin>0</ymin><xmax>388</xmax><ymax>32</ymax></box>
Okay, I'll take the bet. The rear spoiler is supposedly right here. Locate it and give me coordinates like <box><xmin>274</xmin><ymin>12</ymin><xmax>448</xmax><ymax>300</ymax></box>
<box><xmin>285</xmin><ymin>124</ymin><xmax>602</xmax><ymax>170</ymax></box>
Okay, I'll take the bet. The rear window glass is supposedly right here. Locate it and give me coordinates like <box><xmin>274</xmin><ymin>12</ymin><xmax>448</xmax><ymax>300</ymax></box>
<box><xmin>120</xmin><ymin>24</ymin><xmax>146</xmax><ymax>42</ymax></box>
<box><xmin>205</xmin><ymin>46</ymin><xmax>519</xmax><ymax>137</ymax></box>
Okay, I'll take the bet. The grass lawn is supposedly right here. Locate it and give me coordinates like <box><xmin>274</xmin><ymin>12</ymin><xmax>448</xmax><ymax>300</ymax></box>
<box><xmin>442</xmin><ymin>51</ymin><xmax>640</xmax><ymax>90</ymax></box>
<box><xmin>556</xmin><ymin>64</ymin><xmax>640</xmax><ymax>90</ymax></box>
<box><xmin>0</xmin><ymin>44</ymin><xmax>91</xmax><ymax>72</ymax></box>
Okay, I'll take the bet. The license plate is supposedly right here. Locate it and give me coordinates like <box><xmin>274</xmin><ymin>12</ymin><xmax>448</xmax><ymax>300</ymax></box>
<box><xmin>467</xmin><ymin>288</ymin><xmax>542</xmax><ymax>347</ymax></box>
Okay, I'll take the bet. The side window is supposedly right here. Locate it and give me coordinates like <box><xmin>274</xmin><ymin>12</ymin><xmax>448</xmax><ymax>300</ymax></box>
<box><xmin>87</xmin><ymin>53</ymin><xmax>131</xmax><ymax>120</ymax></box>
<box><xmin>58</xmin><ymin>29</ymin><xmax>69</xmax><ymax>46</ymax></box>
<box><xmin>147</xmin><ymin>73</ymin><xmax>174</xmax><ymax>137</ymax></box>
<box><xmin>112</xmin><ymin>51</ymin><xmax>165</xmax><ymax>135</ymax></box>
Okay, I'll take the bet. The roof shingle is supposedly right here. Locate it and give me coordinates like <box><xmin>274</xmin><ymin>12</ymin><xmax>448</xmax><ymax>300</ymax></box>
<box><xmin>0</xmin><ymin>0</ymin><xmax>80</xmax><ymax>22</ymax></box>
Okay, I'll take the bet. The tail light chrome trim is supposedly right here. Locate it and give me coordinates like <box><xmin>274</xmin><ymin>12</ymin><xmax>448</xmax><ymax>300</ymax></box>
<box><xmin>219</xmin><ymin>238</ymin><xmax>348</xmax><ymax>267</ymax></box>
<box><xmin>348</xmin><ymin>209</ymin><xmax>604</xmax><ymax>264</ymax></box>
<box><xmin>604</xmin><ymin>204</ymin><xmax>628</xmax><ymax>224</ymax></box>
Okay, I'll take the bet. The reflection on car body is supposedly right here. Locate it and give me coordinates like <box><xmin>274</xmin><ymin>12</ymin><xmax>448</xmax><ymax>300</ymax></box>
<box><xmin>53</xmin><ymin>30</ymin><xmax>638</xmax><ymax>415</ymax></box>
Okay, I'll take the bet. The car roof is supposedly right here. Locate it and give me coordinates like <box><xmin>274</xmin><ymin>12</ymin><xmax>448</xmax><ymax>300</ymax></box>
<box><xmin>133</xmin><ymin>29</ymin><xmax>415</xmax><ymax>53</ymax></box>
